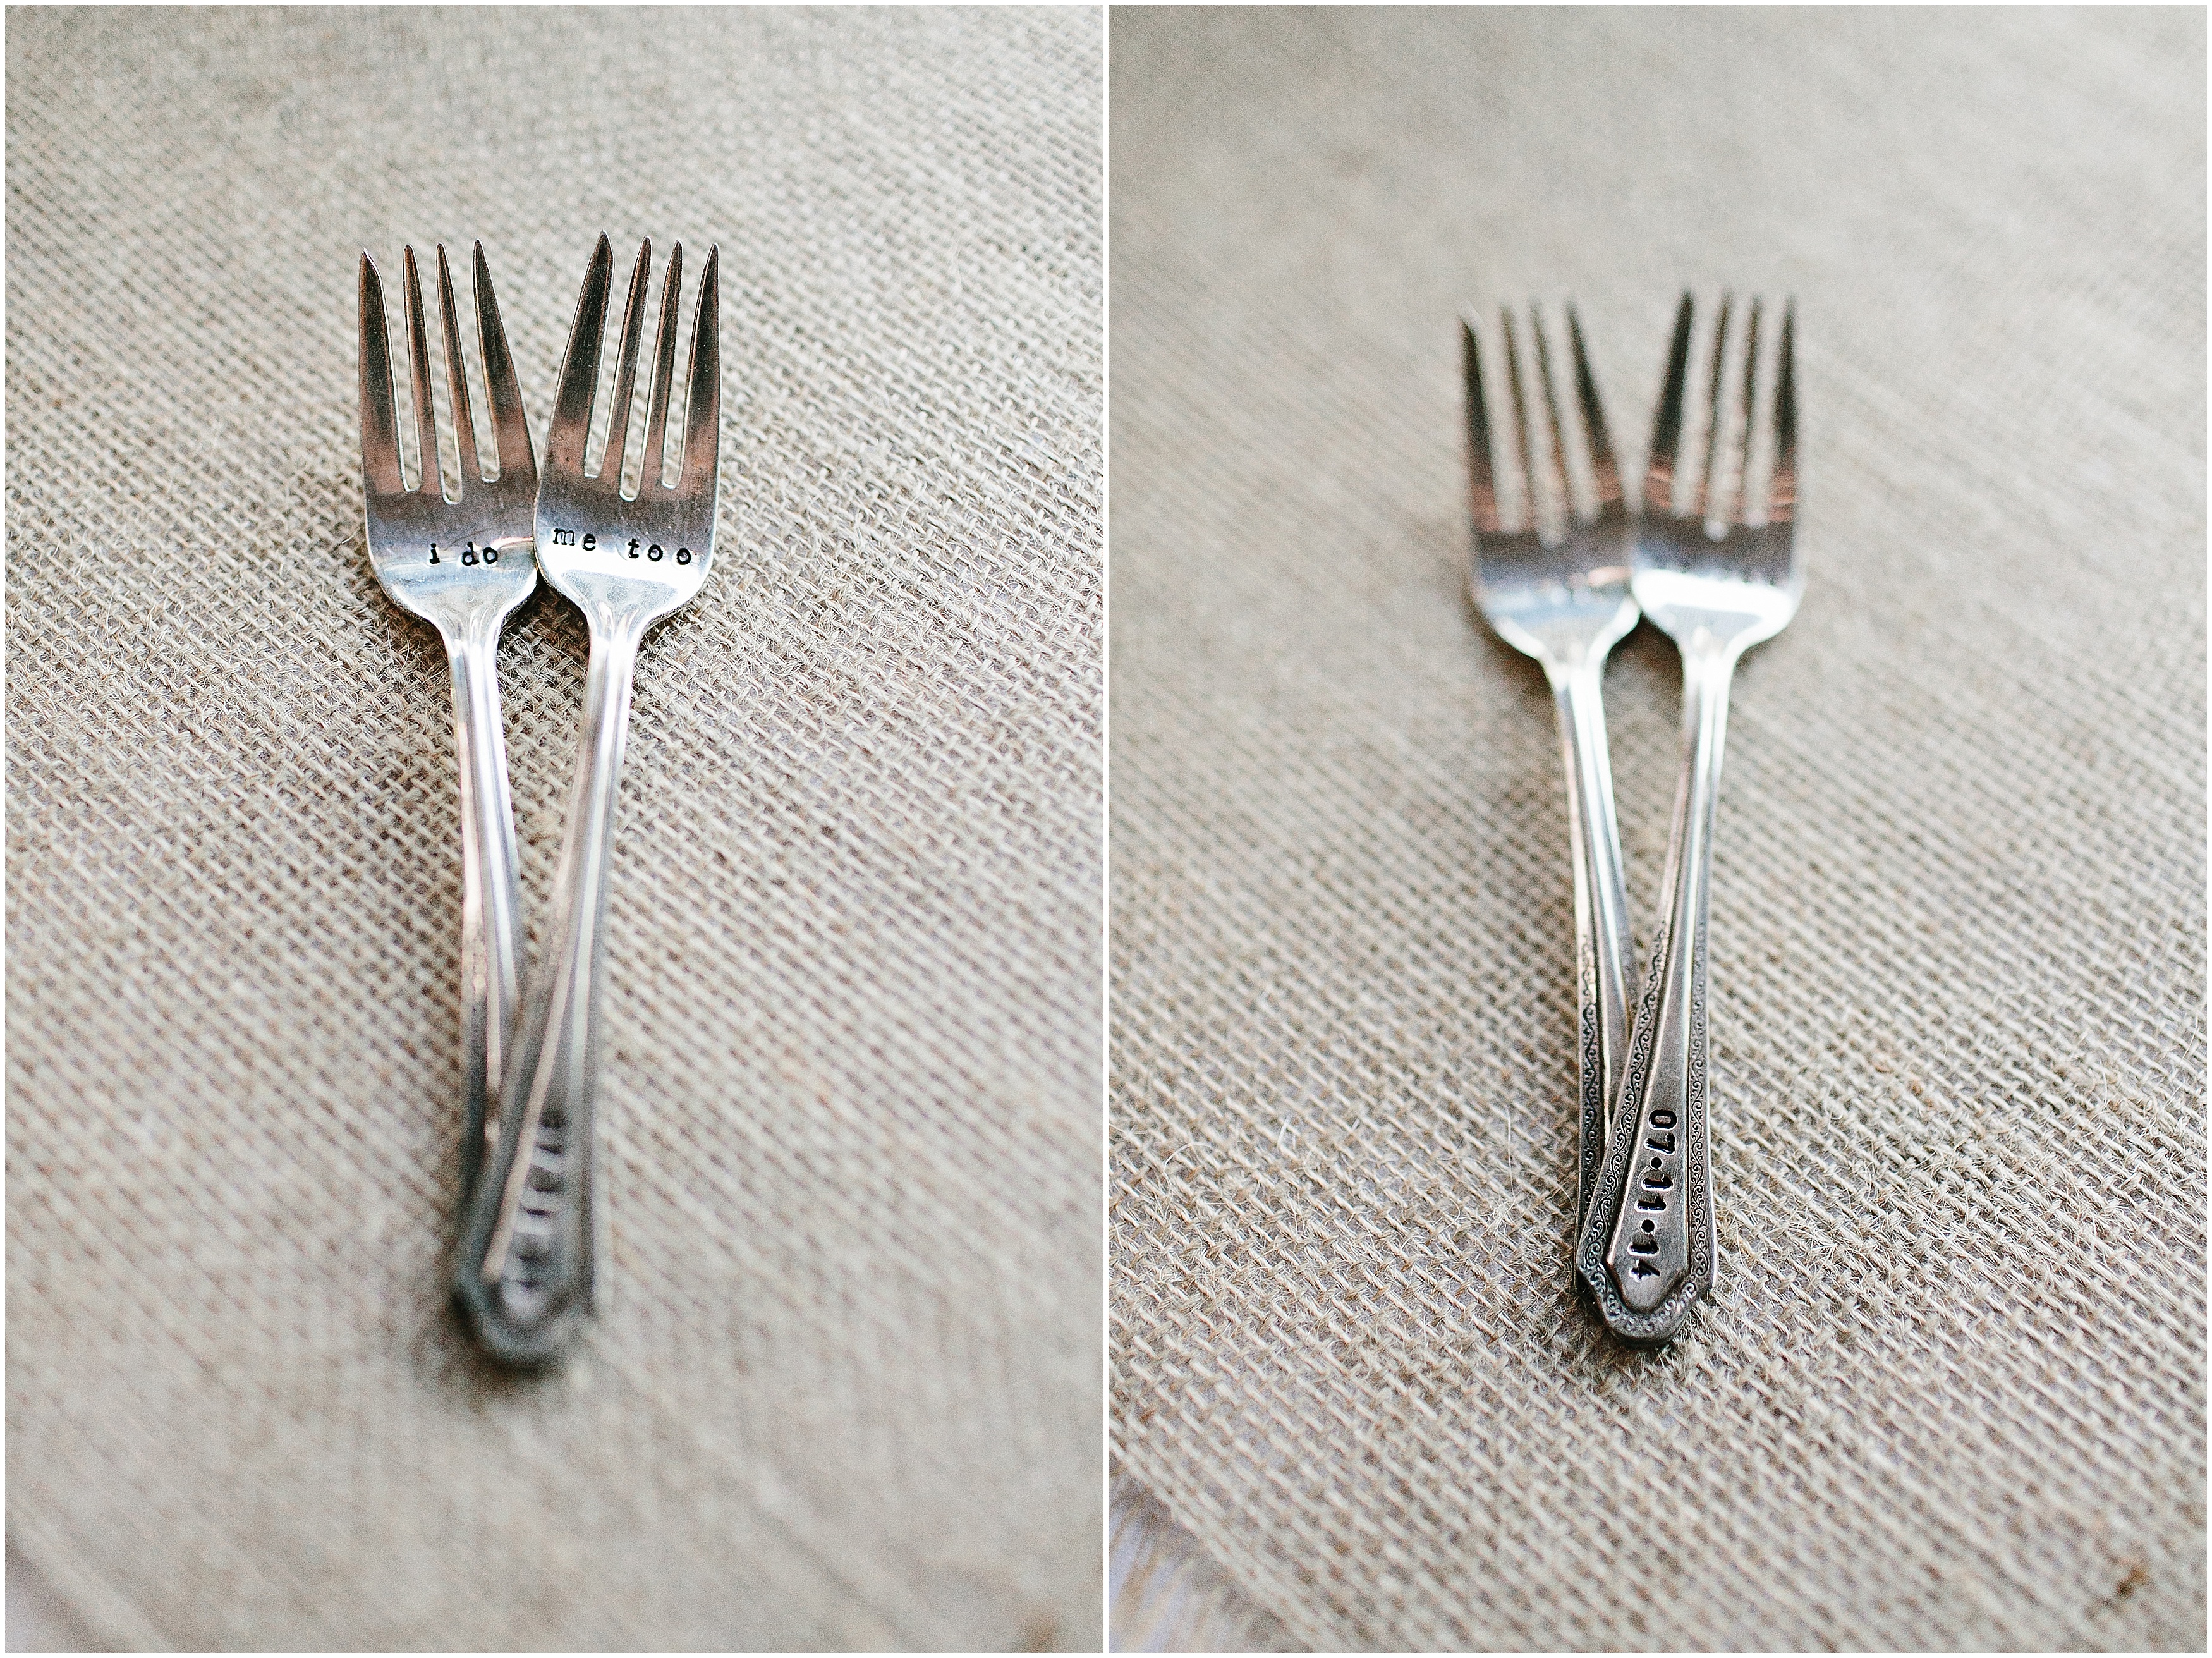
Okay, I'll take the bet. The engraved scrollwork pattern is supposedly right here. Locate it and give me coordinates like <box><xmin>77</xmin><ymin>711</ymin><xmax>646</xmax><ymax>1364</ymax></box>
<box><xmin>1573</xmin><ymin>927</ymin><xmax>1605</xmax><ymax>1238</ymax></box>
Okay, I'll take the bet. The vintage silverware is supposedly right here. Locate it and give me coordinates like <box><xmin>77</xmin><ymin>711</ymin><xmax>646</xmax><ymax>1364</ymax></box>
<box><xmin>455</xmin><ymin>235</ymin><xmax>721</xmax><ymax>1365</ymax></box>
<box><xmin>1576</xmin><ymin>293</ymin><xmax>1801</xmax><ymax>1346</ymax></box>
<box><xmin>358</xmin><ymin>243</ymin><xmax>538</xmax><ymax>1208</ymax></box>
<box><xmin>1462</xmin><ymin>304</ymin><xmax>1639</xmax><ymax>1238</ymax></box>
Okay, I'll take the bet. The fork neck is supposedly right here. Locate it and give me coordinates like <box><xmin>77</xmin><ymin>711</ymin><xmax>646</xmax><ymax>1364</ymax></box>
<box><xmin>1674</xmin><ymin>644</ymin><xmax>1738</xmax><ymax>822</ymax></box>
<box><xmin>573</xmin><ymin>599</ymin><xmax>656</xmax><ymax>659</ymax></box>
<box><xmin>1540</xmin><ymin>638</ymin><xmax>1618</xmax><ymax>686</ymax></box>
<box><xmin>435</xmin><ymin>604</ymin><xmax>511</xmax><ymax>659</ymax></box>
<box><xmin>1675</xmin><ymin>633</ymin><xmax>1742</xmax><ymax>698</ymax></box>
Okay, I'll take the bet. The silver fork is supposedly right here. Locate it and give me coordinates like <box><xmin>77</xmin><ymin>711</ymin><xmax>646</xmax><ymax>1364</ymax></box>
<box><xmin>454</xmin><ymin>235</ymin><xmax>720</xmax><ymax>1366</ymax></box>
<box><xmin>1462</xmin><ymin>304</ymin><xmax>1639</xmax><ymax>1241</ymax></box>
<box><xmin>1576</xmin><ymin>293</ymin><xmax>1801</xmax><ymax>1346</ymax></box>
<box><xmin>358</xmin><ymin>243</ymin><xmax>539</xmax><ymax>1209</ymax></box>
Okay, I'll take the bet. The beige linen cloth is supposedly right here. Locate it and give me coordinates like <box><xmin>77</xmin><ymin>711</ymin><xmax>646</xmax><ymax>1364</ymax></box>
<box><xmin>1109</xmin><ymin>7</ymin><xmax>2204</xmax><ymax>1651</ymax></box>
<box><xmin>8</xmin><ymin>7</ymin><xmax>1102</xmax><ymax>1649</ymax></box>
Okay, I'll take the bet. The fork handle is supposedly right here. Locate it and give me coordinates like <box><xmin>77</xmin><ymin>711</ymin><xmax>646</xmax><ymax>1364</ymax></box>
<box><xmin>446</xmin><ymin>621</ymin><xmax>528</xmax><ymax>1209</ymax></box>
<box><xmin>1576</xmin><ymin>642</ymin><xmax>1737</xmax><ymax>1345</ymax></box>
<box><xmin>455</xmin><ymin>616</ymin><xmax>644</xmax><ymax>1365</ymax></box>
<box><xmin>1547</xmin><ymin>659</ymin><xmax>1636</xmax><ymax>1241</ymax></box>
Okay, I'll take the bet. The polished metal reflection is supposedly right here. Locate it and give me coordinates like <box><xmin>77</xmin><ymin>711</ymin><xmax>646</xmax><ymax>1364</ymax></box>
<box><xmin>454</xmin><ymin>235</ymin><xmax>722</xmax><ymax>1367</ymax></box>
<box><xmin>1575</xmin><ymin>293</ymin><xmax>1801</xmax><ymax>1347</ymax></box>
<box><xmin>358</xmin><ymin>243</ymin><xmax>538</xmax><ymax>1210</ymax></box>
<box><xmin>1463</xmin><ymin>303</ymin><xmax>1639</xmax><ymax>1238</ymax></box>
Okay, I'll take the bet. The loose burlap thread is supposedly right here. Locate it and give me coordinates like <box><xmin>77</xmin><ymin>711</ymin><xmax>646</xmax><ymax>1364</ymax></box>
<box><xmin>8</xmin><ymin>8</ymin><xmax>1102</xmax><ymax>1649</ymax></box>
<box><xmin>1109</xmin><ymin>8</ymin><xmax>2205</xmax><ymax>1651</ymax></box>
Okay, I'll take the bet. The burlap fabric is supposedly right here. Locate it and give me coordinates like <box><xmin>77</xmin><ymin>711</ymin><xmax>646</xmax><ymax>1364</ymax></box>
<box><xmin>8</xmin><ymin>8</ymin><xmax>1101</xmax><ymax>1649</ymax></box>
<box><xmin>1109</xmin><ymin>8</ymin><xmax>2205</xmax><ymax>1650</ymax></box>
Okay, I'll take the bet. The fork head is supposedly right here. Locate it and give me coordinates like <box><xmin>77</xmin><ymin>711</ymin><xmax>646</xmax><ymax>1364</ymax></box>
<box><xmin>1631</xmin><ymin>291</ymin><xmax>1800</xmax><ymax>655</ymax></box>
<box><xmin>1463</xmin><ymin>303</ymin><xmax>1638</xmax><ymax>671</ymax></box>
<box><xmin>359</xmin><ymin>242</ymin><xmax>539</xmax><ymax>633</ymax></box>
<box><xmin>535</xmin><ymin>235</ymin><xmax>721</xmax><ymax>631</ymax></box>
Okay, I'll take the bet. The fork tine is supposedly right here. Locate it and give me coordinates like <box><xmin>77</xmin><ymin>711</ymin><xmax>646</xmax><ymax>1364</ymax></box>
<box><xmin>1566</xmin><ymin>305</ymin><xmax>1620</xmax><ymax>513</ymax></box>
<box><xmin>1646</xmin><ymin>293</ymin><xmax>1693</xmax><ymax>517</ymax></box>
<box><xmin>435</xmin><ymin>245</ymin><xmax>478</xmax><ymax>493</ymax></box>
<box><xmin>1731</xmin><ymin>297</ymin><xmax>1762</xmax><ymax>526</ymax></box>
<box><xmin>547</xmin><ymin>235</ymin><xmax>614</xmax><ymax>478</ymax></box>
<box><xmin>1530</xmin><ymin>302</ymin><xmax>1574</xmax><ymax>528</ymax></box>
<box><xmin>1461</xmin><ymin>315</ymin><xmax>1504</xmax><ymax>535</ymax></box>
<box><xmin>1770</xmin><ymin>301</ymin><xmax>1797</xmax><ymax>525</ymax></box>
<box><xmin>1691</xmin><ymin>292</ymin><xmax>1731</xmax><ymax>522</ymax></box>
<box><xmin>358</xmin><ymin>253</ymin><xmax>403</xmax><ymax>496</ymax></box>
<box><xmin>679</xmin><ymin>246</ymin><xmax>720</xmax><ymax>493</ymax></box>
<box><xmin>473</xmin><ymin>242</ymin><xmax>533</xmax><ymax>484</ymax></box>
<box><xmin>599</xmin><ymin>239</ymin><xmax>652</xmax><ymax>487</ymax></box>
<box><xmin>401</xmin><ymin>246</ymin><xmax>441</xmax><ymax>498</ymax></box>
<box><xmin>641</xmin><ymin>243</ymin><xmax>684</xmax><ymax>494</ymax></box>
<box><xmin>1500</xmin><ymin>307</ymin><xmax>1535</xmax><ymax>535</ymax></box>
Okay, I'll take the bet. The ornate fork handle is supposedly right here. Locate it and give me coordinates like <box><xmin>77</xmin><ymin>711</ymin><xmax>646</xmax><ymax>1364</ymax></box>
<box><xmin>456</xmin><ymin>613</ymin><xmax>645</xmax><ymax>1365</ymax></box>
<box><xmin>1577</xmin><ymin>639</ymin><xmax>1735</xmax><ymax>1344</ymax></box>
<box><xmin>1548</xmin><ymin>657</ymin><xmax>1635</xmax><ymax>1236</ymax></box>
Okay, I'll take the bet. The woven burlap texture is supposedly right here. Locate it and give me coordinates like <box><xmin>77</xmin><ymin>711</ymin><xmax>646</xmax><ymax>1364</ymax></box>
<box><xmin>8</xmin><ymin>8</ymin><xmax>1101</xmax><ymax>1649</ymax></box>
<box><xmin>1108</xmin><ymin>8</ymin><xmax>2204</xmax><ymax>1650</ymax></box>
